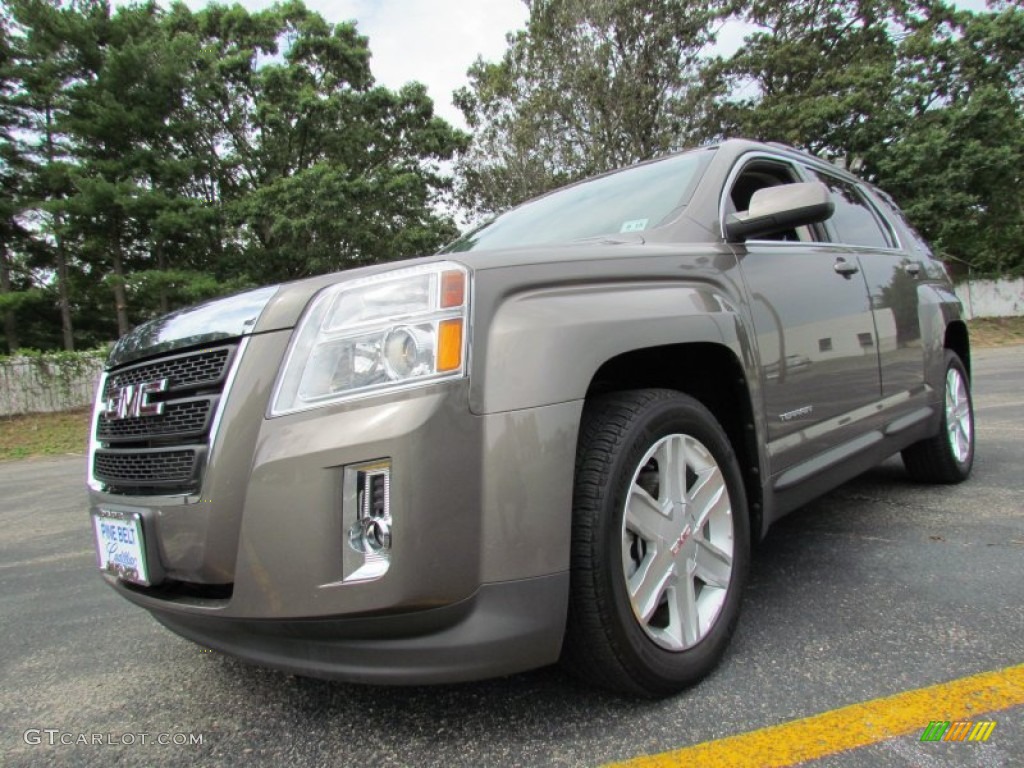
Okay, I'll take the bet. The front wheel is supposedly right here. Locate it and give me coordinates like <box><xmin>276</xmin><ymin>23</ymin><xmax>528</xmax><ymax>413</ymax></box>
<box><xmin>561</xmin><ymin>389</ymin><xmax>750</xmax><ymax>698</ymax></box>
<box><xmin>901</xmin><ymin>351</ymin><xmax>974</xmax><ymax>484</ymax></box>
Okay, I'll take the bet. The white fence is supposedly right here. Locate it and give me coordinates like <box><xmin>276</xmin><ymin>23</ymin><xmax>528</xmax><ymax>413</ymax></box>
<box><xmin>0</xmin><ymin>351</ymin><xmax>106</xmax><ymax>417</ymax></box>
<box><xmin>955</xmin><ymin>277</ymin><xmax>1024</xmax><ymax>319</ymax></box>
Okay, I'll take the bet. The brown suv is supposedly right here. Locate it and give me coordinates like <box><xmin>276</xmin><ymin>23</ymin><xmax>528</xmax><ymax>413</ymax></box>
<box><xmin>88</xmin><ymin>139</ymin><xmax>974</xmax><ymax>697</ymax></box>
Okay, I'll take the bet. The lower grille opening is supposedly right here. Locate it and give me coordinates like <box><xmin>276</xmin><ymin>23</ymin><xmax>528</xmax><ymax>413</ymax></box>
<box><xmin>123</xmin><ymin>579</ymin><xmax>234</xmax><ymax>602</ymax></box>
<box><xmin>93</xmin><ymin>447</ymin><xmax>203</xmax><ymax>495</ymax></box>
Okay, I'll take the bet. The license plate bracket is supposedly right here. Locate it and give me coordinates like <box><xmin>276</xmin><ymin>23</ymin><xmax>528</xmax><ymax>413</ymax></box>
<box><xmin>93</xmin><ymin>512</ymin><xmax>150</xmax><ymax>586</ymax></box>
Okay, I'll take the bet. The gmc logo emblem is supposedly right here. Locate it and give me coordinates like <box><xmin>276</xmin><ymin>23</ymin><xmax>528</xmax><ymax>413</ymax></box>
<box><xmin>102</xmin><ymin>379</ymin><xmax>169</xmax><ymax>420</ymax></box>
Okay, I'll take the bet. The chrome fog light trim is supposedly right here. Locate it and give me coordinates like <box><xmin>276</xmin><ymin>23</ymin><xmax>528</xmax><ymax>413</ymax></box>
<box><xmin>341</xmin><ymin>460</ymin><xmax>392</xmax><ymax>582</ymax></box>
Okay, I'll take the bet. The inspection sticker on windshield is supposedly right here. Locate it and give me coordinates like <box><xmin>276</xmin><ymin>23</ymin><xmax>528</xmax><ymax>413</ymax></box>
<box><xmin>93</xmin><ymin>512</ymin><xmax>149</xmax><ymax>585</ymax></box>
<box><xmin>620</xmin><ymin>218</ymin><xmax>649</xmax><ymax>233</ymax></box>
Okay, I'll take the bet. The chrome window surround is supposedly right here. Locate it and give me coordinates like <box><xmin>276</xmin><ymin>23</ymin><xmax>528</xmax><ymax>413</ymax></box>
<box><xmin>718</xmin><ymin>151</ymin><xmax>905</xmax><ymax>252</ymax></box>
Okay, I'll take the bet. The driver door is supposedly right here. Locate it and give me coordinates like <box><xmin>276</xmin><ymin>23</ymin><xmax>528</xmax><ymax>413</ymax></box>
<box><xmin>727</xmin><ymin>156</ymin><xmax>881</xmax><ymax>477</ymax></box>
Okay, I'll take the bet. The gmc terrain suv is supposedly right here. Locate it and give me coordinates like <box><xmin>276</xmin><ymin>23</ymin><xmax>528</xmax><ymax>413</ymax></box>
<box><xmin>89</xmin><ymin>139</ymin><xmax>974</xmax><ymax>697</ymax></box>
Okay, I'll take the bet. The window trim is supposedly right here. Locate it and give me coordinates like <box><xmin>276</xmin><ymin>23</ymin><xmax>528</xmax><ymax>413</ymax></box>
<box><xmin>859</xmin><ymin>185</ymin><xmax>915</xmax><ymax>254</ymax></box>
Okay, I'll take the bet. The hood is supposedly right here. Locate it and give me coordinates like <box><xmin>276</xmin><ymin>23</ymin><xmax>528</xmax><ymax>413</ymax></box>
<box><xmin>107</xmin><ymin>285</ymin><xmax>280</xmax><ymax>368</ymax></box>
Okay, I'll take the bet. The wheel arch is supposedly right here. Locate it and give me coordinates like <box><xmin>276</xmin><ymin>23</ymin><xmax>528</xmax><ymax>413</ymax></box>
<box><xmin>945</xmin><ymin>319</ymin><xmax>971</xmax><ymax>380</ymax></box>
<box><xmin>584</xmin><ymin>342</ymin><xmax>765</xmax><ymax>540</ymax></box>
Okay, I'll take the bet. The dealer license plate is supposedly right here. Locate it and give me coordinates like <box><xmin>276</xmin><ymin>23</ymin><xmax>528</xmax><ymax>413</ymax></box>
<box><xmin>93</xmin><ymin>513</ymin><xmax>149</xmax><ymax>586</ymax></box>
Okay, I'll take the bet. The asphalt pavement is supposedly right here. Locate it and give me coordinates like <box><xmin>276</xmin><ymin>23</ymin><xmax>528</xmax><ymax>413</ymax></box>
<box><xmin>2</xmin><ymin>345</ymin><xmax>1022</xmax><ymax>767</ymax></box>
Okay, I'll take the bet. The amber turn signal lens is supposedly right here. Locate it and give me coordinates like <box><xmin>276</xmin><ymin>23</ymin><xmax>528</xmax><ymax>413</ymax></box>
<box><xmin>440</xmin><ymin>270</ymin><xmax>466</xmax><ymax>308</ymax></box>
<box><xmin>437</xmin><ymin>319</ymin><xmax>463</xmax><ymax>372</ymax></box>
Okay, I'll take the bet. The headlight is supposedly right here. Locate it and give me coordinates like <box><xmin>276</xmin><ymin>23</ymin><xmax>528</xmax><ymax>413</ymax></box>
<box><xmin>271</xmin><ymin>261</ymin><xmax>469</xmax><ymax>415</ymax></box>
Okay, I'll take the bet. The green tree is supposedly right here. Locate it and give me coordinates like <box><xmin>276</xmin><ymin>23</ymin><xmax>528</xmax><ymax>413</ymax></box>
<box><xmin>455</xmin><ymin>0</ymin><xmax>732</xmax><ymax>217</ymax></box>
<box><xmin>5</xmin><ymin>0</ymin><xmax>101</xmax><ymax>350</ymax></box>
<box><xmin>2</xmin><ymin>0</ymin><xmax>467</xmax><ymax>348</ymax></box>
<box><xmin>865</xmin><ymin>3</ymin><xmax>1024</xmax><ymax>274</ymax></box>
<box><xmin>58</xmin><ymin>1</ymin><xmax>224</xmax><ymax>335</ymax></box>
<box><xmin>707</xmin><ymin>0</ymin><xmax>907</xmax><ymax>160</ymax></box>
<box><xmin>0</xmin><ymin>11</ymin><xmax>25</xmax><ymax>352</ymax></box>
<box><xmin>708</xmin><ymin>0</ymin><xmax>1024</xmax><ymax>275</ymax></box>
<box><xmin>214</xmin><ymin>3</ymin><xmax>468</xmax><ymax>282</ymax></box>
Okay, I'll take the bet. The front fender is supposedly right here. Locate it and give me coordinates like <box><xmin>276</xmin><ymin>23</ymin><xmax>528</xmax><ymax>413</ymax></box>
<box><xmin>470</xmin><ymin>270</ymin><xmax>750</xmax><ymax>415</ymax></box>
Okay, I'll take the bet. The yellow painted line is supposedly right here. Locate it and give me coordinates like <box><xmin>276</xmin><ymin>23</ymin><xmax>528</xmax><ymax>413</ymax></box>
<box><xmin>608</xmin><ymin>662</ymin><xmax>1024</xmax><ymax>768</ymax></box>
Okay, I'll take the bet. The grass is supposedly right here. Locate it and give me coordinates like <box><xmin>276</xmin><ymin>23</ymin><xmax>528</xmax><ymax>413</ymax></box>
<box><xmin>967</xmin><ymin>316</ymin><xmax>1024</xmax><ymax>348</ymax></box>
<box><xmin>0</xmin><ymin>318</ymin><xmax>1020</xmax><ymax>461</ymax></box>
<box><xmin>0</xmin><ymin>407</ymin><xmax>91</xmax><ymax>461</ymax></box>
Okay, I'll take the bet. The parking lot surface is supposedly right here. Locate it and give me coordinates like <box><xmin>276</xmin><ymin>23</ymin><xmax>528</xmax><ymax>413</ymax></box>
<box><xmin>2</xmin><ymin>345</ymin><xmax>1022</xmax><ymax>767</ymax></box>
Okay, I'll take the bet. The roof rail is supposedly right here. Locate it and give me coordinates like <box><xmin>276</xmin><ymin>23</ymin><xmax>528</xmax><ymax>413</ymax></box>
<box><xmin>765</xmin><ymin>141</ymin><xmax>822</xmax><ymax>160</ymax></box>
<box><xmin>764</xmin><ymin>141</ymin><xmax>849</xmax><ymax>171</ymax></box>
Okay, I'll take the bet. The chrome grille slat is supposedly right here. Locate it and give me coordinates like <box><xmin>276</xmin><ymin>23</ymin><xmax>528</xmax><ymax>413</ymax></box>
<box><xmin>97</xmin><ymin>397</ymin><xmax>216</xmax><ymax>442</ymax></box>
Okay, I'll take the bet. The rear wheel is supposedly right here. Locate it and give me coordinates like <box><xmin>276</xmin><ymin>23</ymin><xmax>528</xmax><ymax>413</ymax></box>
<box><xmin>901</xmin><ymin>351</ymin><xmax>974</xmax><ymax>483</ymax></box>
<box><xmin>562</xmin><ymin>389</ymin><xmax>749</xmax><ymax>698</ymax></box>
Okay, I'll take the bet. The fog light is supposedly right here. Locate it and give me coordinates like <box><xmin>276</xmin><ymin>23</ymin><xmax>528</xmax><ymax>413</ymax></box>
<box><xmin>342</xmin><ymin>460</ymin><xmax>392</xmax><ymax>582</ymax></box>
<box><xmin>362</xmin><ymin>516</ymin><xmax>391</xmax><ymax>551</ymax></box>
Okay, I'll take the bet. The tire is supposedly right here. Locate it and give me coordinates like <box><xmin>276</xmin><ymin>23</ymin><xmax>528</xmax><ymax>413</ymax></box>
<box><xmin>561</xmin><ymin>389</ymin><xmax>750</xmax><ymax>698</ymax></box>
<box><xmin>901</xmin><ymin>351</ymin><xmax>974</xmax><ymax>484</ymax></box>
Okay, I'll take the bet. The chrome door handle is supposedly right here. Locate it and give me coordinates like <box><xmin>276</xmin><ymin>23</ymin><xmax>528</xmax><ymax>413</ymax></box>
<box><xmin>904</xmin><ymin>262</ymin><xmax>922</xmax><ymax>277</ymax></box>
<box><xmin>834</xmin><ymin>258</ymin><xmax>859</xmax><ymax>277</ymax></box>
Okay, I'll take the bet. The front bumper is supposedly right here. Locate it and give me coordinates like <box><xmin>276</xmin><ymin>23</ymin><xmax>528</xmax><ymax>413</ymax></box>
<box><xmin>89</xmin><ymin>330</ymin><xmax>582</xmax><ymax>681</ymax></box>
<box><xmin>151</xmin><ymin>573</ymin><xmax>569</xmax><ymax>684</ymax></box>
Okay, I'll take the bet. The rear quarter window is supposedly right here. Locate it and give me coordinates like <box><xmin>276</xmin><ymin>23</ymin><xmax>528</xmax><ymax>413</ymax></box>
<box><xmin>870</xmin><ymin>188</ymin><xmax>934</xmax><ymax>256</ymax></box>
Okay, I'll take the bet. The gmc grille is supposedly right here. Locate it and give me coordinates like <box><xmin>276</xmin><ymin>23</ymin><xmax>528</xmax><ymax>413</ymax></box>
<box><xmin>92</xmin><ymin>345</ymin><xmax>237</xmax><ymax>495</ymax></box>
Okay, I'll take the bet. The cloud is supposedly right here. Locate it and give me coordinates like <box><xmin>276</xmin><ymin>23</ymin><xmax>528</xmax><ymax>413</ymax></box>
<box><xmin>285</xmin><ymin>0</ymin><xmax>529</xmax><ymax>127</ymax></box>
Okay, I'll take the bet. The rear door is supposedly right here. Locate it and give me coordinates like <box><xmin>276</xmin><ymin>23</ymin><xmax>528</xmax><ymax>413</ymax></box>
<box><xmin>806</xmin><ymin>169</ymin><xmax>926</xmax><ymax>405</ymax></box>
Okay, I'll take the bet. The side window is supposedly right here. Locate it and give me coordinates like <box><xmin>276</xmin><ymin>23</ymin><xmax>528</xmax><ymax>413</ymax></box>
<box><xmin>872</xmin><ymin>188</ymin><xmax>932</xmax><ymax>256</ymax></box>
<box><xmin>810</xmin><ymin>171</ymin><xmax>895</xmax><ymax>248</ymax></box>
<box><xmin>727</xmin><ymin>159</ymin><xmax>816</xmax><ymax>242</ymax></box>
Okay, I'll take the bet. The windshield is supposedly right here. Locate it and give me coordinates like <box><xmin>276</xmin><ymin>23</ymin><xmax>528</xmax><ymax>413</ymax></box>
<box><xmin>442</xmin><ymin>149</ymin><xmax>714</xmax><ymax>253</ymax></box>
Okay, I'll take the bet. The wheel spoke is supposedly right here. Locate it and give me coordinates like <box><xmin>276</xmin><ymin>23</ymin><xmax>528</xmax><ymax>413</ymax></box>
<box><xmin>658</xmin><ymin>435</ymin><xmax>687</xmax><ymax>504</ymax></box>
<box><xmin>628</xmin><ymin>546</ymin><xmax>674</xmax><ymax>623</ymax></box>
<box><xmin>669</xmin><ymin>575</ymin><xmax>700</xmax><ymax>648</ymax></box>
<box><xmin>693</xmin><ymin>538</ymin><xmax>732</xmax><ymax>589</ymax></box>
<box><xmin>953</xmin><ymin>422</ymin><xmax>970</xmax><ymax>459</ymax></box>
<box><xmin>688</xmin><ymin>465</ymin><xmax>727</xmax><ymax>529</ymax></box>
<box><xmin>626</xmin><ymin>484</ymin><xmax>670</xmax><ymax>541</ymax></box>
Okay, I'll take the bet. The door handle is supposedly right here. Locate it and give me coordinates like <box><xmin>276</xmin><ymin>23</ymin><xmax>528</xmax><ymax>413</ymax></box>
<box><xmin>834</xmin><ymin>258</ymin><xmax>859</xmax><ymax>277</ymax></box>
<box><xmin>904</xmin><ymin>262</ymin><xmax>922</xmax><ymax>278</ymax></box>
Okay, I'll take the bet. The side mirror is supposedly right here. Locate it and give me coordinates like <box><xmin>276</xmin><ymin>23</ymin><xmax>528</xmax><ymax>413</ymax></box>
<box><xmin>725</xmin><ymin>181</ymin><xmax>834</xmax><ymax>243</ymax></box>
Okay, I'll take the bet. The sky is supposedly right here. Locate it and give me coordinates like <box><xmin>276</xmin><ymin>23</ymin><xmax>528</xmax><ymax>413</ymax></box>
<box><xmin>123</xmin><ymin>0</ymin><xmax>995</xmax><ymax>129</ymax></box>
<box><xmin>319</xmin><ymin>0</ymin><xmax>530</xmax><ymax>127</ymax></box>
